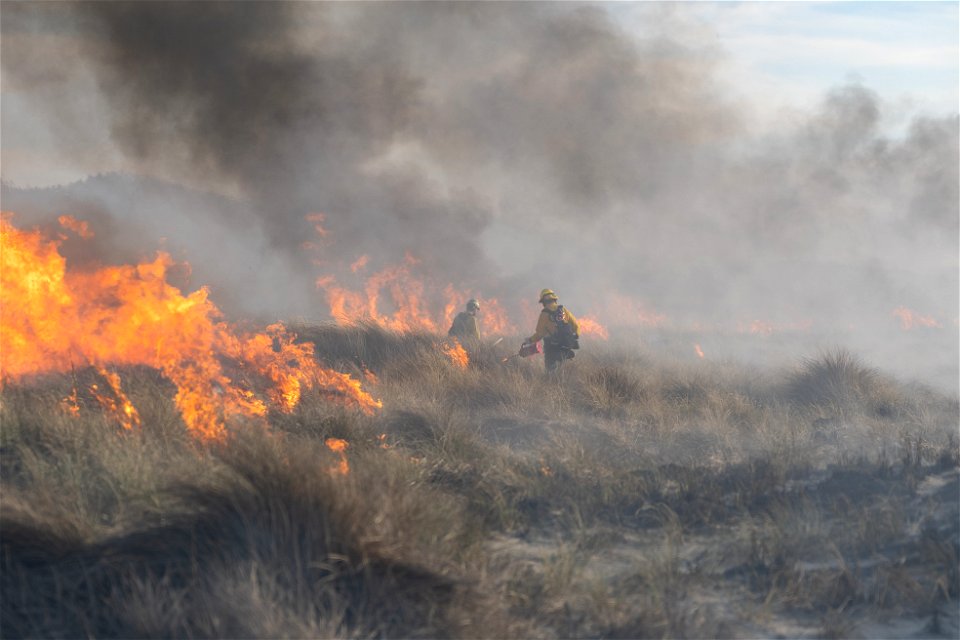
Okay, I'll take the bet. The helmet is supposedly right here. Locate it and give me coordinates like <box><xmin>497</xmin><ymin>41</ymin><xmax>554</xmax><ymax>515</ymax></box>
<box><xmin>539</xmin><ymin>288</ymin><xmax>558</xmax><ymax>303</ymax></box>
<box><xmin>466</xmin><ymin>298</ymin><xmax>480</xmax><ymax>311</ymax></box>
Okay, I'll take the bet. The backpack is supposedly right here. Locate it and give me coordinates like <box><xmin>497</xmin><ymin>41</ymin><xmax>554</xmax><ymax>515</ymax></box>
<box><xmin>545</xmin><ymin>305</ymin><xmax>579</xmax><ymax>350</ymax></box>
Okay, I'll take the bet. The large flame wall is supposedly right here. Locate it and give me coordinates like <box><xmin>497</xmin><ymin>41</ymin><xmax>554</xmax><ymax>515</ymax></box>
<box><xmin>0</xmin><ymin>214</ymin><xmax>380</xmax><ymax>440</ymax></box>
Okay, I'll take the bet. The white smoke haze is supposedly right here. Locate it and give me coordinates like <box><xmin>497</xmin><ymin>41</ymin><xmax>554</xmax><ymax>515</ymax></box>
<box><xmin>2</xmin><ymin>2</ymin><xmax>957</xmax><ymax>389</ymax></box>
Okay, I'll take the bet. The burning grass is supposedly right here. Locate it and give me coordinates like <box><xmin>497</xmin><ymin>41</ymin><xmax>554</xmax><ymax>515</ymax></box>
<box><xmin>1</xmin><ymin>324</ymin><xmax>958</xmax><ymax>638</ymax></box>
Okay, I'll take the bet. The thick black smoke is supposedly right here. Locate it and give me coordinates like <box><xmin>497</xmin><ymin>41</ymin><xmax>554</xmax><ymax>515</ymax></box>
<box><xmin>2</xmin><ymin>2</ymin><xmax>957</xmax><ymax>382</ymax></box>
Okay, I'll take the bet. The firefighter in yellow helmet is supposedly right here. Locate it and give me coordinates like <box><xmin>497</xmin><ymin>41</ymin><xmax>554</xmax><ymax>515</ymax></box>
<box><xmin>523</xmin><ymin>289</ymin><xmax>580</xmax><ymax>371</ymax></box>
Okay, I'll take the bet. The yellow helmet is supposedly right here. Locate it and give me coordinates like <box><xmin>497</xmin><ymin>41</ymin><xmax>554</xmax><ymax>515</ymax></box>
<box><xmin>539</xmin><ymin>288</ymin><xmax>558</xmax><ymax>303</ymax></box>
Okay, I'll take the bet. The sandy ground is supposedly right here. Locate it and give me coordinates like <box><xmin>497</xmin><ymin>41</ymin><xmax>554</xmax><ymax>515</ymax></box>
<box><xmin>483</xmin><ymin>416</ymin><xmax>959</xmax><ymax>639</ymax></box>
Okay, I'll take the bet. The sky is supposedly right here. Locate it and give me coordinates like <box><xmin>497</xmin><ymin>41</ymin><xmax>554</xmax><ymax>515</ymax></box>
<box><xmin>0</xmin><ymin>2</ymin><xmax>957</xmax><ymax>388</ymax></box>
<box><xmin>619</xmin><ymin>2</ymin><xmax>958</xmax><ymax>121</ymax></box>
<box><xmin>2</xmin><ymin>2</ymin><xmax>957</xmax><ymax>188</ymax></box>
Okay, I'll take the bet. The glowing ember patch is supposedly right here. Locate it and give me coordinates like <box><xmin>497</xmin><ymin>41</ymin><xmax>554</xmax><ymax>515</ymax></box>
<box><xmin>325</xmin><ymin>437</ymin><xmax>350</xmax><ymax>475</ymax></box>
<box><xmin>91</xmin><ymin>367</ymin><xmax>142</xmax><ymax>430</ymax></box>
<box><xmin>892</xmin><ymin>306</ymin><xmax>942</xmax><ymax>330</ymax></box>
<box><xmin>58</xmin><ymin>215</ymin><xmax>94</xmax><ymax>239</ymax></box>
<box><xmin>736</xmin><ymin>319</ymin><xmax>814</xmax><ymax>335</ymax></box>
<box><xmin>305</xmin><ymin>213</ymin><xmax>329</xmax><ymax>238</ymax></box>
<box><xmin>350</xmin><ymin>255</ymin><xmax>369</xmax><ymax>273</ymax></box>
<box><xmin>442</xmin><ymin>338</ymin><xmax>469</xmax><ymax>369</ymax></box>
<box><xmin>578</xmin><ymin>317</ymin><xmax>609</xmax><ymax>340</ymax></box>
<box><xmin>746</xmin><ymin>320</ymin><xmax>774</xmax><ymax>336</ymax></box>
<box><xmin>694</xmin><ymin>344</ymin><xmax>705</xmax><ymax>359</ymax></box>
<box><xmin>539</xmin><ymin>458</ymin><xmax>553</xmax><ymax>477</ymax></box>
<box><xmin>61</xmin><ymin>385</ymin><xmax>81</xmax><ymax>417</ymax></box>
<box><xmin>0</xmin><ymin>215</ymin><xmax>380</xmax><ymax>442</ymax></box>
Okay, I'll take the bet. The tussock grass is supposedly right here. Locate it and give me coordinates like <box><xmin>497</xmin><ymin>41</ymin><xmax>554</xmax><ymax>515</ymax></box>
<box><xmin>2</xmin><ymin>324</ymin><xmax>957</xmax><ymax>638</ymax></box>
<box><xmin>785</xmin><ymin>348</ymin><xmax>908</xmax><ymax>419</ymax></box>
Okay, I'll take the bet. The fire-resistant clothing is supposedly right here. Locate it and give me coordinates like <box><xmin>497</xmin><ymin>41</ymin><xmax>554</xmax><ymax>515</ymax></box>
<box><xmin>448</xmin><ymin>311</ymin><xmax>480</xmax><ymax>340</ymax></box>
<box><xmin>527</xmin><ymin>302</ymin><xmax>579</xmax><ymax>372</ymax></box>
<box><xmin>526</xmin><ymin>306</ymin><xmax>579</xmax><ymax>344</ymax></box>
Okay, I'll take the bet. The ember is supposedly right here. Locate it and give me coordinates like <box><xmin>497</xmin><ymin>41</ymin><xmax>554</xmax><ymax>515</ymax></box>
<box><xmin>325</xmin><ymin>437</ymin><xmax>350</xmax><ymax>475</ymax></box>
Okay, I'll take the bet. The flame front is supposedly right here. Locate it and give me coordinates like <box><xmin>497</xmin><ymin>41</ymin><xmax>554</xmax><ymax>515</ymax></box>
<box><xmin>892</xmin><ymin>306</ymin><xmax>942</xmax><ymax>331</ymax></box>
<box><xmin>58</xmin><ymin>215</ymin><xmax>94</xmax><ymax>239</ymax></box>
<box><xmin>318</xmin><ymin>254</ymin><xmax>438</xmax><ymax>333</ymax></box>
<box><xmin>578</xmin><ymin>317</ymin><xmax>609</xmax><ymax>340</ymax></box>
<box><xmin>442</xmin><ymin>338</ymin><xmax>469</xmax><ymax>369</ymax></box>
<box><xmin>318</xmin><ymin>253</ymin><xmax>516</xmax><ymax>336</ymax></box>
<box><xmin>325</xmin><ymin>437</ymin><xmax>350</xmax><ymax>475</ymax></box>
<box><xmin>0</xmin><ymin>215</ymin><xmax>380</xmax><ymax>441</ymax></box>
<box><xmin>92</xmin><ymin>367</ymin><xmax>142</xmax><ymax>430</ymax></box>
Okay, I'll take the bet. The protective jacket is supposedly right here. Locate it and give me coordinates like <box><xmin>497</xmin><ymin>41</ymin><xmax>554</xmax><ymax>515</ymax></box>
<box><xmin>448</xmin><ymin>312</ymin><xmax>480</xmax><ymax>340</ymax></box>
<box><xmin>527</xmin><ymin>305</ymin><xmax>579</xmax><ymax>347</ymax></box>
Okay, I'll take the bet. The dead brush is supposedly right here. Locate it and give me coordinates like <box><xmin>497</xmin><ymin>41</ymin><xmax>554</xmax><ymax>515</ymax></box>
<box><xmin>1</xmin><ymin>428</ymin><xmax>501</xmax><ymax>639</ymax></box>
<box><xmin>660</xmin><ymin>375</ymin><xmax>710</xmax><ymax>411</ymax></box>
<box><xmin>701</xmin><ymin>388</ymin><xmax>766</xmax><ymax>433</ymax></box>
<box><xmin>868</xmin><ymin>562</ymin><xmax>928</xmax><ymax>611</ymax></box>
<box><xmin>1</xmin><ymin>375</ymin><xmax>205</xmax><ymax>531</ymax></box>
<box><xmin>5</xmin><ymin>319</ymin><xmax>959</xmax><ymax>638</ymax></box>
<box><xmin>784</xmin><ymin>348</ymin><xmax>887</xmax><ymax>416</ymax></box>
<box><xmin>920</xmin><ymin>524</ymin><xmax>959</xmax><ymax>601</ymax></box>
<box><xmin>290</xmin><ymin>320</ymin><xmax>436</xmax><ymax>373</ymax></box>
<box><xmin>580</xmin><ymin>365</ymin><xmax>644</xmax><ymax>418</ymax></box>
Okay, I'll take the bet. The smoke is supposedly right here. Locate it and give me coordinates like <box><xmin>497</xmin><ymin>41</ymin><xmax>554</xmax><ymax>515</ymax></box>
<box><xmin>2</xmin><ymin>2</ymin><xmax>957</xmax><ymax>384</ymax></box>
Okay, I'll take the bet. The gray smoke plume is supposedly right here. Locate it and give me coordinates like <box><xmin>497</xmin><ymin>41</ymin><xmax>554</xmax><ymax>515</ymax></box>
<box><xmin>2</xmin><ymin>2</ymin><xmax>957</xmax><ymax>386</ymax></box>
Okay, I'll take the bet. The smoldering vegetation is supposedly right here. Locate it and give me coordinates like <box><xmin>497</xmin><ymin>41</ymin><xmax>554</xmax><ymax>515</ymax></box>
<box><xmin>2</xmin><ymin>325</ymin><xmax>957</xmax><ymax>638</ymax></box>
<box><xmin>2</xmin><ymin>2</ymin><xmax>957</xmax><ymax>332</ymax></box>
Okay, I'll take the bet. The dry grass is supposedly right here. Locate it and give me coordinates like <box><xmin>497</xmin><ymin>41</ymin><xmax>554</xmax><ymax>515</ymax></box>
<box><xmin>2</xmin><ymin>324</ymin><xmax>957</xmax><ymax>638</ymax></box>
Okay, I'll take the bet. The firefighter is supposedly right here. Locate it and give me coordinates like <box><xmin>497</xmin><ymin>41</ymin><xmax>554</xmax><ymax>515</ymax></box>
<box><xmin>523</xmin><ymin>289</ymin><xmax>580</xmax><ymax>372</ymax></box>
<box><xmin>448</xmin><ymin>298</ymin><xmax>481</xmax><ymax>341</ymax></box>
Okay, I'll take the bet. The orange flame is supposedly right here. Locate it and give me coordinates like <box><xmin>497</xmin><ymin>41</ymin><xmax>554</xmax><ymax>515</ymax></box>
<box><xmin>61</xmin><ymin>385</ymin><xmax>81</xmax><ymax>417</ymax></box>
<box><xmin>737</xmin><ymin>319</ymin><xmax>813</xmax><ymax>335</ymax></box>
<box><xmin>362</xmin><ymin>365</ymin><xmax>379</xmax><ymax>385</ymax></box>
<box><xmin>441</xmin><ymin>288</ymin><xmax>516</xmax><ymax>337</ymax></box>
<box><xmin>58</xmin><ymin>215</ymin><xmax>94</xmax><ymax>239</ymax></box>
<box><xmin>694</xmin><ymin>344</ymin><xmax>705</xmax><ymax>359</ymax></box>
<box><xmin>325</xmin><ymin>437</ymin><xmax>350</xmax><ymax>475</ymax></box>
<box><xmin>442</xmin><ymin>338</ymin><xmax>469</xmax><ymax>369</ymax></box>
<box><xmin>578</xmin><ymin>317</ymin><xmax>609</xmax><ymax>340</ymax></box>
<box><xmin>306</xmin><ymin>213</ymin><xmax>329</xmax><ymax>238</ymax></box>
<box><xmin>319</xmin><ymin>255</ymin><xmax>517</xmax><ymax>336</ymax></box>
<box><xmin>91</xmin><ymin>367</ymin><xmax>142</xmax><ymax>430</ymax></box>
<box><xmin>318</xmin><ymin>255</ymin><xmax>438</xmax><ymax>333</ymax></box>
<box><xmin>350</xmin><ymin>255</ymin><xmax>369</xmax><ymax>273</ymax></box>
<box><xmin>0</xmin><ymin>214</ymin><xmax>380</xmax><ymax>441</ymax></box>
<box><xmin>892</xmin><ymin>306</ymin><xmax>942</xmax><ymax>331</ymax></box>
